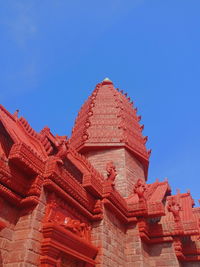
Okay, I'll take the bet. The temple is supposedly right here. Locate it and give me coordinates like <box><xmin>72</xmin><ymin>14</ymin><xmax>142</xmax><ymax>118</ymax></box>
<box><xmin>0</xmin><ymin>78</ymin><xmax>199</xmax><ymax>266</ymax></box>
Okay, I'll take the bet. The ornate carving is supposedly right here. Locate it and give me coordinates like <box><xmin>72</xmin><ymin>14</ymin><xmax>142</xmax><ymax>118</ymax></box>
<box><xmin>9</xmin><ymin>142</ymin><xmax>45</xmax><ymax>175</ymax></box>
<box><xmin>54</xmin><ymin>138</ymin><xmax>68</xmax><ymax>164</ymax></box>
<box><xmin>62</xmin><ymin>217</ymin><xmax>91</xmax><ymax>241</ymax></box>
<box><xmin>134</xmin><ymin>179</ymin><xmax>147</xmax><ymax>201</ymax></box>
<box><xmin>41</xmin><ymin>222</ymin><xmax>98</xmax><ymax>266</ymax></box>
<box><xmin>167</xmin><ymin>197</ymin><xmax>181</xmax><ymax>223</ymax></box>
<box><xmin>174</xmin><ymin>237</ymin><xmax>184</xmax><ymax>259</ymax></box>
<box><xmin>93</xmin><ymin>199</ymin><xmax>103</xmax><ymax>214</ymax></box>
<box><xmin>106</xmin><ymin>161</ymin><xmax>117</xmax><ymax>185</ymax></box>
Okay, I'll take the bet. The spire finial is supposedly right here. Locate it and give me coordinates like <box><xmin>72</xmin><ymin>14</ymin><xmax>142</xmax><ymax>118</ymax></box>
<box><xmin>102</xmin><ymin>77</ymin><xmax>113</xmax><ymax>85</ymax></box>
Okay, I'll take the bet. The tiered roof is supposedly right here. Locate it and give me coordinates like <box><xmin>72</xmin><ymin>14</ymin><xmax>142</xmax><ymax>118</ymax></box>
<box><xmin>70</xmin><ymin>79</ymin><xmax>150</xmax><ymax>164</ymax></box>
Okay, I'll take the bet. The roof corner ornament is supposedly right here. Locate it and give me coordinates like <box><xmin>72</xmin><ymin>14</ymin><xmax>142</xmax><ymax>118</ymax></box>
<box><xmin>134</xmin><ymin>179</ymin><xmax>147</xmax><ymax>202</ymax></box>
<box><xmin>167</xmin><ymin>197</ymin><xmax>182</xmax><ymax>223</ymax></box>
<box><xmin>13</xmin><ymin>109</ymin><xmax>19</xmax><ymax>119</ymax></box>
<box><xmin>106</xmin><ymin>161</ymin><xmax>117</xmax><ymax>186</ymax></box>
<box><xmin>53</xmin><ymin>136</ymin><xmax>68</xmax><ymax>164</ymax></box>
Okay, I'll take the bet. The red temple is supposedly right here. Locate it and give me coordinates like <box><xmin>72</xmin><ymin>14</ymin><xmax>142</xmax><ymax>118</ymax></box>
<box><xmin>0</xmin><ymin>78</ymin><xmax>199</xmax><ymax>266</ymax></box>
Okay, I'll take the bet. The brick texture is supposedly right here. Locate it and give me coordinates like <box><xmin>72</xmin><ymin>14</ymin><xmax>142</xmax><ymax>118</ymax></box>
<box><xmin>85</xmin><ymin>147</ymin><xmax>145</xmax><ymax>197</ymax></box>
<box><xmin>91</xmin><ymin>207</ymin><xmax>126</xmax><ymax>267</ymax></box>
<box><xmin>3</xmin><ymin>190</ymin><xmax>46</xmax><ymax>267</ymax></box>
<box><xmin>147</xmin><ymin>243</ymin><xmax>181</xmax><ymax>267</ymax></box>
<box><xmin>92</xmin><ymin>210</ymin><xmax>182</xmax><ymax>267</ymax></box>
<box><xmin>0</xmin><ymin>197</ymin><xmax>19</xmax><ymax>266</ymax></box>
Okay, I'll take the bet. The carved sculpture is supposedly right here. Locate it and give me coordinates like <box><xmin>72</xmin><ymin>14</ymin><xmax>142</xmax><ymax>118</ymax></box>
<box><xmin>167</xmin><ymin>198</ymin><xmax>181</xmax><ymax>222</ymax></box>
<box><xmin>106</xmin><ymin>161</ymin><xmax>117</xmax><ymax>186</ymax></box>
<box><xmin>134</xmin><ymin>179</ymin><xmax>147</xmax><ymax>201</ymax></box>
<box><xmin>53</xmin><ymin>136</ymin><xmax>68</xmax><ymax>164</ymax></box>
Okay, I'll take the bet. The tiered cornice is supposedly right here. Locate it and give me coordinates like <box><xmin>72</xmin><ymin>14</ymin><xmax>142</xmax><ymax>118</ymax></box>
<box><xmin>70</xmin><ymin>79</ymin><xmax>151</xmax><ymax>164</ymax></box>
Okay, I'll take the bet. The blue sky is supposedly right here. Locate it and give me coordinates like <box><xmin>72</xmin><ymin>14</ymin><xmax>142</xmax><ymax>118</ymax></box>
<box><xmin>0</xmin><ymin>1</ymin><xmax>200</xmax><ymax>204</ymax></box>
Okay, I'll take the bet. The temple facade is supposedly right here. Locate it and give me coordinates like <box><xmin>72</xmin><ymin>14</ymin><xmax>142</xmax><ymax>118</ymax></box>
<box><xmin>0</xmin><ymin>78</ymin><xmax>199</xmax><ymax>266</ymax></box>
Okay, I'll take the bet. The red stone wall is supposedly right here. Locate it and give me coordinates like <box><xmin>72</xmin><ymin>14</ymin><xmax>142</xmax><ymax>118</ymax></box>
<box><xmin>92</xmin><ymin>208</ymin><xmax>183</xmax><ymax>267</ymax></box>
<box><xmin>124</xmin><ymin>149</ymin><xmax>145</xmax><ymax>195</ymax></box>
<box><xmin>125</xmin><ymin>224</ymin><xmax>150</xmax><ymax>267</ymax></box>
<box><xmin>125</xmin><ymin>227</ymin><xmax>181</xmax><ymax>267</ymax></box>
<box><xmin>85</xmin><ymin>147</ymin><xmax>145</xmax><ymax>197</ymax></box>
<box><xmin>2</xmin><ymin>190</ymin><xmax>46</xmax><ymax>266</ymax></box>
<box><xmin>147</xmin><ymin>242</ymin><xmax>181</xmax><ymax>267</ymax></box>
<box><xmin>91</xmin><ymin>207</ymin><xmax>127</xmax><ymax>267</ymax></box>
<box><xmin>0</xmin><ymin>198</ymin><xmax>19</xmax><ymax>266</ymax></box>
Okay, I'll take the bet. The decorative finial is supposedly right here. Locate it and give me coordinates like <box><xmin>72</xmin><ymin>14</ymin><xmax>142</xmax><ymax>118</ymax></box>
<box><xmin>103</xmin><ymin>77</ymin><xmax>111</xmax><ymax>82</ymax></box>
<box><xmin>13</xmin><ymin>109</ymin><xmax>19</xmax><ymax>119</ymax></box>
<box><xmin>102</xmin><ymin>77</ymin><xmax>113</xmax><ymax>85</ymax></box>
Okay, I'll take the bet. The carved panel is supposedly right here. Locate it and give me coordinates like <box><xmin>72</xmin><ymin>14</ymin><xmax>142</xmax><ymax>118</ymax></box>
<box><xmin>45</xmin><ymin>193</ymin><xmax>90</xmax><ymax>227</ymax></box>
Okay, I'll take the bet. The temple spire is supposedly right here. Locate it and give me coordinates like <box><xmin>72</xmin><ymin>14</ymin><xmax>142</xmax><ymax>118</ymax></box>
<box><xmin>70</xmin><ymin>80</ymin><xmax>149</xmax><ymax>161</ymax></box>
<box><xmin>70</xmin><ymin>80</ymin><xmax>150</xmax><ymax>196</ymax></box>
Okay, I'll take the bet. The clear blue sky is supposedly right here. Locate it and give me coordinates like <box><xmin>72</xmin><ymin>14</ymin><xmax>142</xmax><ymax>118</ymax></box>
<box><xmin>1</xmin><ymin>1</ymin><xmax>200</xmax><ymax>204</ymax></box>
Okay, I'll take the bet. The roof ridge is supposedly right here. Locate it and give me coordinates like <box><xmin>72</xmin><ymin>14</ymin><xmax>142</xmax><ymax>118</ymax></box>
<box><xmin>0</xmin><ymin>104</ymin><xmax>16</xmax><ymax>122</ymax></box>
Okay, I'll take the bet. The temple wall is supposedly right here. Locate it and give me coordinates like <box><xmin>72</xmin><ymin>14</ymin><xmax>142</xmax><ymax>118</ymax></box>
<box><xmin>4</xmin><ymin>189</ymin><xmax>46</xmax><ymax>267</ymax></box>
<box><xmin>125</xmin><ymin>225</ymin><xmax>150</xmax><ymax>267</ymax></box>
<box><xmin>0</xmin><ymin>197</ymin><xmax>19</xmax><ymax>266</ymax></box>
<box><xmin>147</xmin><ymin>242</ymin><xmax>181</xmax><ymax>266</ymax></box>
<box><xmin>92</xmin><ymin>213</ymin><xmax>181</xmax><ymax>267</ymax></box>
<box><xmin>91</xmin><ymin>207</ymin><xmax>127</xmax><ymax>267</ymax></box>
<box><xmin>124</xmin><ymin>149</ymin><xmax>145</xmax><ymax>195</ymax></box>
<box><xmin>85</xmin><ymin>147</ymin><xmax>145</xmax><ymax>197</ymax></box>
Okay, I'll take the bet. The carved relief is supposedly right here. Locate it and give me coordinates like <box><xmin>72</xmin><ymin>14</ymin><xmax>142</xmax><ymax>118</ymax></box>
<box><xmin>61</xmin><ymin>217</ymin><xmax>91</xmax><ymax>241</ymax></box>
<box><xmin>44</xmin><ymin>192</ymin><xmax>92</xmax><ymax>242</ymax></box>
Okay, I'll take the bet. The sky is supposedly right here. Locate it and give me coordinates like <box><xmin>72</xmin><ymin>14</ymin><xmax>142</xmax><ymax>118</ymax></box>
<box><xmin>0</xmin><ymin>1</ymin><xmax>200</xmax><ymax>204</ymax></box>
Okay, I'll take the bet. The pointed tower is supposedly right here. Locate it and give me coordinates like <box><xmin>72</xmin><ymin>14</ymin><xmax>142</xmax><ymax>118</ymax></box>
<box><xmin>70</xmin><ymin>79</ymin><xmax>150</xmax><ymax>197</ymax></box>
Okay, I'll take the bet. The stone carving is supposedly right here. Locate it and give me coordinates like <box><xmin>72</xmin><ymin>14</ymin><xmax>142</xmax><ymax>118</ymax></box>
<box><xmin>106</xmin><ymin>161</ymin><xmax>117</xmax><ymax>185</ymax></box>
<box><xmin>167</xmin><ymin>198</ymin><xmax>181</xmax><ymax>222</ymax></box>
<box><xmin>94</xmin><ymin>199</ymin><xmax>103</xmax><ymax>214</ymax></box>
<box><xmin>62</xmin><ymin>217</ymin><xmax>91</xmax><ymax>241</ymax></box>
<box><xmin>134</xmin><ymin>179</ymin><xmax>147</xmax><ymax>201</ymax></box>
<box><xmin>53</xmin><ymin>137</ymin><xmax>68</xmax><ymax>164</ymax></box>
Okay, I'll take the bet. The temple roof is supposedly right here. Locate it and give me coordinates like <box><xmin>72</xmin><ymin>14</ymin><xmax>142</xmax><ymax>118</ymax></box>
<box><xmin>70</xmin><ymin>79</ymin><xmax>150</xmax><ymax>162</ymax></box>
<box><xmin>126</xmin><ymin>179</ymin><xmax>171</xmax><ymax>205</ymax></box>
<box><xmin>0</xmin><ymin>105</ymin><xmax>48</xmax><ymax>159</ymax></box>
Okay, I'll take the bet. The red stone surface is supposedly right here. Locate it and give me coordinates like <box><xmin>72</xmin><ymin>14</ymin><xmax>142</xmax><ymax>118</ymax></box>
<box><xmin>0</xmin><ymin>79</ymin><xmax>199</xmax><ymax>266</ymax></box>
